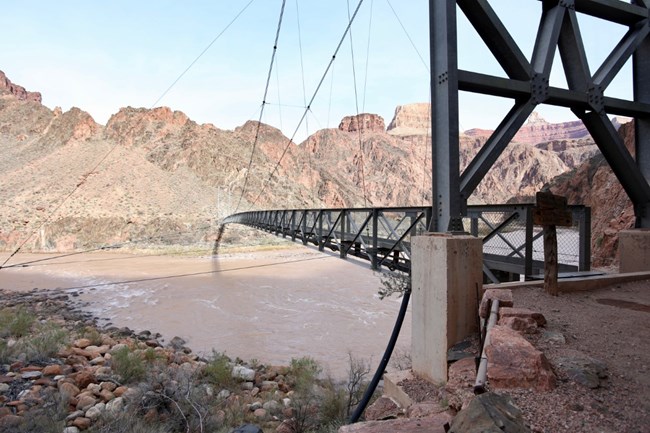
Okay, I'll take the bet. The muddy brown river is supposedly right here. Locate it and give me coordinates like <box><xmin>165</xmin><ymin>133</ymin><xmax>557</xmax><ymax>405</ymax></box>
<box><xmin>1</xmin><ymin>247</ymin><xmax>411</xmax><ymax>378</ymax></box>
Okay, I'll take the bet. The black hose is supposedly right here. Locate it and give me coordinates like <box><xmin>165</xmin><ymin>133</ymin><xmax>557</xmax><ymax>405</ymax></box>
<box><xmin>348</xmin><ymin>287</ymin><xmax>411</xmax><ymax>423</ymax></box>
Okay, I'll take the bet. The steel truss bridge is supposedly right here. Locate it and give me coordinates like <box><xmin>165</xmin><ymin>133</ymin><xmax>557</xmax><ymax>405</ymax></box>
<box><xmin>223</xmin><ymin>205</ymin><xmax>591</xmax><ymax>283</ymax></box>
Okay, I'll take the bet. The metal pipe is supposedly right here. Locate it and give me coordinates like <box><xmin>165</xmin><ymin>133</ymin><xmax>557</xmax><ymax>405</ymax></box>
<box><xmin>348</xmin><ymin>286</ymin><xmax>411</xmax><ymax>424</ymax></box>
<box><xmin>474</xmin><ymin>299</ymin><xmax>500</xmax><ymax>394</ymax></box>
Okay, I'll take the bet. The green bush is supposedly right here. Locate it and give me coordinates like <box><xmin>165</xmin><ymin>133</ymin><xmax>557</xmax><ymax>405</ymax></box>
<box><xmin>203</xmin><ymin>351</ymin><xmax>235</xmax><ymax>389</ymax></box>
<box><xmin>111</xmin><ymin>346</ymin><xmax>146</xmax><ymax>383</ymax></box>
<box><xmin>17</xmin><ymin>322</ymin><xmax>68</xmax><ymax>363</ymax></box>
<box><xmin>80</xmin><ymin>326</ymin><xmax>104</xmax><ymax>346</ymax></box>
<box><xmin>377</xmin><ymin>271</ymin><xmax>411</xmax><ymax>300</ymax></box>
<box><xmin>288</xmin><ymin>356</ymin><xmax>322</xmax><ymax>393</ymax></box>
<box><xmin>0</xmin><ymin>307</ymin><xmax>35</xmax><ymax>338</ymax></box>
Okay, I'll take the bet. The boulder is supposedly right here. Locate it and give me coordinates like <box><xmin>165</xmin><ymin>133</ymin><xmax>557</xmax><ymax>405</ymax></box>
<box><xmin>232</xmin><ymin>365</ymin><xmax>256</xmax><ymax>381</ymax></box>
<box><xmin>106</xmin><ymin>396</ymin><xmax>124</xmax><ymax>414</ymax></box>
<box><xmin>448</xmin><ymin>392</ymin><xmax>530</xmax><ymax>433</ymax></box>
<box><xmin>480</xmin><ymin>289</ymin><xmax>514</xmax><ymax>318</ymax></box>
<box><xmin>485</xmin><ymin>326</ymin><xmax>556</xmax><ymax>391</ymax></box>
<box><xmin>498</xmin><ymin>307</ymin><xmax>546</xmax><ymax>327</ymax></box>
<box><xmin>556</xmin><ymin>355</ymin><xmax>608</xmax><ymax>389</ymax></box>
<box><xmin>42</xmin><ymin>364</ymin><xmax>63</xmax><ymax>376</ymax></box>
<box><xmin>72</xmin><ymin>417</ymin><xmax>92</xmax><ymax>430</ymax></box>
<box><xmin>498</xmin><ymin>316</ymin><xmax>539</xmax><ymax>334</ymax></box>
<box><xmin>364</xmin><ymin>396</ymin><xmax>401</xmax><ymax>420</ymax></box>
<box><xmin>338</xmin><ymin>414</ymin><xmax>451</xmax><ymax>433</ymax></box>
<box><xmin>445</xmin><ymin>357</ymin><xmax>476</xmax><ymax>411</ymax></box>
<box><xmin>73</xmin><ymin>371</ymin><xmax>96</xmax><ymax>389</ymax></box>
<box><xmin>169</xmin><ymin>336</ymin><xmax>187</xmax><ymax>350</ymax></box>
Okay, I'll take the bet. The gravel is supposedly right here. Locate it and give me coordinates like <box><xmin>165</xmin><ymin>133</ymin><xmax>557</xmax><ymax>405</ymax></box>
<box><xmin>505</xmin><ymin>279</ymin><xmax>650</xmax><ymax>433</ymax></box>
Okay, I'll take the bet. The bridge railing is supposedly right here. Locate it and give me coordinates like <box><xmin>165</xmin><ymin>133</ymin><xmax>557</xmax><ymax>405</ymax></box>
<box><xmin>224</xmin><ymin>204</ymin><xmax>590</xmax><ymax>282</ymax></box>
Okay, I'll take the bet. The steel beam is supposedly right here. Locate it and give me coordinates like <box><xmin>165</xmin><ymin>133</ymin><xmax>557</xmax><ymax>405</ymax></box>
<box><xmin>574</xmin><ymin>0</ymin><xmax>648</xmax><ymax>25</ymax></box>
<box><xmin>460</xmin><ymin>101</ymin><xmax>537</xmax><ymax>198</ymax></box>
<box><xmin>574</xmin><ymin>109</ymin><xmax>650</xmax><ymax>227</ymax></box>
<box><xmin>593</xmin><ymin>21</ymin><xmax>650</xmax><ymax>90</ymax></box>
<box><xmin>457</xmin><ymin>0</ymin><xmax>531</xmax><ymax>80</ymax></box>
<box><xmin>430</xmin><ymin>0</ymin><xmax>462</xmax><ymax>232</ymax></box>
<box><xmin>558</xmin><ymin>9</ymin><xmax>591</xmax><ymax>92</ymax></box>
<box><xmin>531</xmin><ymin>1</ymin><xmax>565</xmax><ymax>77</ymax></box>
<box><xmin>634</xmin><ymin>0</ymin><xmax>650</xmax><ymax>182</ymax></box>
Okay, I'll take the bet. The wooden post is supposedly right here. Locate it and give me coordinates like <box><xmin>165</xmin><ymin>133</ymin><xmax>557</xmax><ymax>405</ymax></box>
<box><xmin>533</xmin><ymin>191</ymin><xmax>572</xmax><ymax>296</ymax></box>
<box><xmin>543</xmin><ymin>224</ymin><xmax>558</xmax><ymax>296</ymax></box>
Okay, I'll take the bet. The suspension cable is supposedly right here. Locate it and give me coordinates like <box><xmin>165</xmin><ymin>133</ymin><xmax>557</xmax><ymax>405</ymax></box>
<box><xmin>0</xmin><ymin>2</ymin><xmax>256</xmax><ymax>270</ymax></box>
<box><xmin>150</xmin><ymin>0</ymin><xmax>257</xmax><ymax>108</ymax></box>
<box><xmin>295</xmin><ymin>0</ymin><xmax>310</xmax><ymax>138</ymax></box>
<box><xmin>385</xmin><ymin>0</ymin><xmax>429</xmax><ymax>72</ymax></box>
<box><xmin>347</xmin><ymin>0</ymin><xmax>369</xmax><ymax>208</ymax></box>
<box><xmin>248</xmin><ymin>0</ymin><xmax>366</xmax><ymax>210</ymax></box>
<box><xmin>234</xmin><ymin>0</ymin><xmax>288</xmax><ymax>213</ymax></box>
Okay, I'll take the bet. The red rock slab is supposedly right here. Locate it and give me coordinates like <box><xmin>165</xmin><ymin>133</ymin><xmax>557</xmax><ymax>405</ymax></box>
<box><xmin>498</xmin><ymin>316</ymin><xmax>539</xmax><ymax>334</ymax></box>
<box><xmin>485</xmin><ymin>325</ymin><xmax>556</xmax><ymax>391</ymax></box>
<box><xmin>20</xmin><ymin>365</ymin><xmax>43</xmax><ymax>373</ymax></box>
<box><xmin>339</xmin><ymin>413</ymin><xmax>452</xmax><ymax>433</ymax></box>
<box><xmin>498</xmin><ymin>307</ymin><xmax>546</xmax><ymax>327</ymax></box>
<box><xmin>0</xmin><ymin>375</ymin><xmax>15</xmax><ymax>384</ymax></box>
<box><xmin>479</xmin><ymin>289</ymin><xmax>513</xmax><ymax>318</ymax></box>
<box><xmin>42</xmin><ymin>364</ymin><xmax>63</xmax><ymax>376</ymax></box>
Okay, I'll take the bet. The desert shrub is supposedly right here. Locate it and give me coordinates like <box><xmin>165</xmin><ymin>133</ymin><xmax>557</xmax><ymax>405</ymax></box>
<box><xmin>80</xmin><ymin>326</ymin><xmax>104</xmax><ymax>345</ymax></box>
<box><xmin>287</xmin><ymin>355</ymin><xmax>371</xmax><ymax>432</ymax></box>
<box><xmin>203</xmin><ymin>351</ymin><xmax>236</xmax><ymax>389</ymax></box>
<box><xmin>111</xmin><ymin>346</ymin><xmax>146</xmax><ymax>383</ymax></box>
<box><xmin>389</xmin><ymin>347</ymin><xmax>412</xmax><ymax>371</ymax></box>
<box><xmin>142</xmin><ymin>347</ymin><xmax>166</xmax><ymax>364</ymax></box>
<box><xmin>0</xmin><ymin>307</ymin><xmax>35</xmax><ymax>338</ymax></box>
<box><xmin>89</xmin><ymin>409</ymin><xmax>174</xmax><ymax>433</ymax></box>
<box><xmin>344</xmin><ymin>354</ymin><xmax>371</xmax><ymax>418</ymax></box>
<box><xmin>288</xmin><ymin>356</ymin><xmax>322</xmax><ymax>393</ymax></box>
<box><xmin>2</xmin><ymin>389</ymin><xmax>67</xmax><ymax>433</ymax></box>
<box><xmin>377</xmin><ymin>271</ymin><xmax>411</xmax><ymax>300</ymax></box>
<box><xmin>17</xmin><ymin>322</ymin><xmax>68</xmax><ymax>362</ymax></box>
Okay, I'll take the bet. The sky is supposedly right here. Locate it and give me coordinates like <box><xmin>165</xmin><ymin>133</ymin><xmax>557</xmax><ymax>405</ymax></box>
<box><xmin>1</xmin><ymin>0</ymin><xmax>635</xmax><ymax>143</ymax></box>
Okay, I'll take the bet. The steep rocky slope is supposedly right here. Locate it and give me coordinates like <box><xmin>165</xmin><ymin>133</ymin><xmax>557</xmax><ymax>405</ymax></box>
<box><xmin>548</xmin><ymin>122</ymin><xmax>636</xmax><ymax>268</ymax></box>
<box><xmin>0</xmin><ymin>73</ymin><xmax>623</xmax><ymax>253</ymax></box>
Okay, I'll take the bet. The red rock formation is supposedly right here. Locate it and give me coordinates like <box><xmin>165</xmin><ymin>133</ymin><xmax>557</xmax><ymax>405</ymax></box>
<box><xmin>548</xmin><ymin>122</ymin><xmax>636</xmax><ymax>268</ymax></box>
<box><xmin>386</xmin><ymin>103</ymin><xmax>430</xmax><ymax>136</ymax></box>
<box><xmin>486</xmin><ymin>325</ymin><xmax>556</xmax><ymax>391</ymax></box>
<box><xmin>465</xmin><ymin>111</ymin><xmax>591</xmax><ymax>145</ymax></box>
<box><xmin>338</xmin><ymin>113</ymin><xmax>385</xmax><ymax>133</ymax></box>
<box><xmin>0</xmin><ymin>70</ymin><xmax>42</xmax><ymax>103</ymax></box>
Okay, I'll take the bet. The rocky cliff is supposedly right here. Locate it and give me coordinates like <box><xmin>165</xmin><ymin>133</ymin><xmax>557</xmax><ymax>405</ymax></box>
<box><xmin>548</xmin><ymin>122</ymin><xmax>636</xmax><ymax>268</ymax></box>
<box><xmin>386</xmin><ymin>103</ymin><xmax>430</xmax><ymax>136</ymax></box>
<box><xmin>0</xmin><ymin>73</ymin><xmax>631</xmax><ymax>258</ymax></box>
<box><xmin>338</xmin><ymin>113</ymin><xmax>385</xmax><ymax>133</ymax></box>
<box><xmin>0</xmin><ymin>70</ymin><xmax>42</xmax><ymax>103</ymax></box>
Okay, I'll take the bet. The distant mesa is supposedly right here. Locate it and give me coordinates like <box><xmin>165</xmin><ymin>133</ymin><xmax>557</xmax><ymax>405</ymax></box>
<box><xmin>338</xmin><ymin>113</ymin><xmax>385</xmax><ymax>133</ymax></box>
<box><xmin>0</xmin><ymin>70</ymin><xmax>42</xmax><ymax>103</ymax></box>
<box><xmin>386</xmin><ymin>103</ymin><xmax>431</xmax><ymax>136</ymax></box>
<box><xmin>464</xmin><ymin>111</ymin><xmax>630</xmax><ymax>145</ymax></box>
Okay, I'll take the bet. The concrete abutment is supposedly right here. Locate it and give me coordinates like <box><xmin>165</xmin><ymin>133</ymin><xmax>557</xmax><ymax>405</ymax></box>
<box><xmin>411</xmin><ymin>233</ymin><xmax>482</xmax><ymax>383</ymax></box>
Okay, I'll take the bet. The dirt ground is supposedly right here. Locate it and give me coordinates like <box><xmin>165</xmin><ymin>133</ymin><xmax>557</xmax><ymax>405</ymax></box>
<box><xmin>506</xmin><ymin>279</ymin><xmax>650</xmax><ymax>433</ymax></box>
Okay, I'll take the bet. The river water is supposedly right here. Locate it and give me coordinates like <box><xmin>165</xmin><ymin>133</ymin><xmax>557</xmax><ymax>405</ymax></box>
<box><xmin>1</xmin><ymin>247</ymin><xmax>411</xmax><ymax>378</ymax></box>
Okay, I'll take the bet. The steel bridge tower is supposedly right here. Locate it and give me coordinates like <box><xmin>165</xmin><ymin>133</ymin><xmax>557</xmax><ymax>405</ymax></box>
<box><xmin>430</xmin><ymin>0</ymin><xmax>650</xmax><ymax>232</ymax></box>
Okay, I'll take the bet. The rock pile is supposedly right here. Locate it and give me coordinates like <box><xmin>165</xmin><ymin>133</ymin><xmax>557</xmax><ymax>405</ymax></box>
<box><xmin>0</xmin><ymin>289</ymin><xmax>311</xmax><ymax>433</ymax></box>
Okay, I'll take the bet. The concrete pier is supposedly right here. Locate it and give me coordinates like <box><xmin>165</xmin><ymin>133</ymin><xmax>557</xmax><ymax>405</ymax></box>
<box><xmin>619</xmin><ymin>229</ymin><xmax>650</xmax><ymax>273</ymax></box>
<box><xmin>411</xmin><ymin>233</ymin><xmax>482</xmax><ymax>383</ymax></box>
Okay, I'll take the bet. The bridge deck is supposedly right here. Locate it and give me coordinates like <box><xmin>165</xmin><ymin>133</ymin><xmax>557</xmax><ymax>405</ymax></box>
<box><xmin>224</xmin><ymin>204</ymin><xmax>591</xmax><ymax>283</ymax></box>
